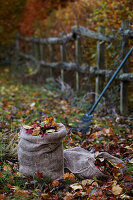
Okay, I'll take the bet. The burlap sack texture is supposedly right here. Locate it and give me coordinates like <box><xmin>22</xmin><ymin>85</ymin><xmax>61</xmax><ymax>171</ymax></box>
<box><xmin>18</xmin><ymin>123</ymin><xmax>127</xmax><ymax>180</ymax></box>
<box><xmin>18</xmin><ymin>123</ymin><xmax>67</xmax><ymax>180</ymax></box>
<box><xmin>64</xmin><ymin>147</ymin><xmax>127</xmax><ymax>179</ymax></box>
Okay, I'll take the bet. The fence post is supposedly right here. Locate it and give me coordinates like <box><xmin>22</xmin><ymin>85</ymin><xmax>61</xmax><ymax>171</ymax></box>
<box><xmin>14</xmin><ymin>33</ymin><xmax>20</xmax><ymax>68</ymax></box>
<box><xmin>41</xmin><ymin>43</ymin><xmax>46</xmax><ymax>61</ymax></box>
<box><xmin>60</xmin><ymin>42</ymin><xmax>66</xmax><ymax>81</ymax></box>
<box><xmin>34</xmin><ymin>38</ymin><xmax>39</xmax><ymax>59</ymax></box>
<box><xmin>25</xmin><ymin>40</ymin><xmax>28</xmax><ymax>55</ymax></box>
<box><xmin>49</xmin><ymin>44</ymin><xmax>54</xmax><ymax>77</ymax></box>
<box><xmin>120</xmin><ymin>21</ymin><xmax>129</xmax><ymax>115</ymax></box>
<box><xmin>75</xmin><ymin>35</ymin><xmax>81</xmax><ymax>91</ymax></box>
<box><xmin>95</xmin><ymin>26</ymin><xmax>105</xmax><ymax>101</ymax></box>
<box><xmin>31</xmin><ymin>37</ymin><xmax>35</xmax><ymax>57</ymax></box>
<box><xmin>40</xmin><ymin>39</ymin><xmax>44</xmax><ymax>61</ymax></box>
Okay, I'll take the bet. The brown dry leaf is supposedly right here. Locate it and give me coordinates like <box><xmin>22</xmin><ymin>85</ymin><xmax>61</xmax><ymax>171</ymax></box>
<box><xmin>63</xmin><ymin>173</ymin><xmax>76</xmax><ymax>182</ymax></box>
<box><xmin>112</xmin><ymin>184</ymin><xmax>122</xmax><ymax>195</ymax></box>
<box><xmin>105</xmin><ymin>127</ymin><xmax>114</xmax><ymax>136</ymax></box>
<box><xmin>3</xmin><ymin>164</ymin><xmax>12</xmax><ymax>172</ymax></box>
<box><xmin>45</xmin><ymin>116</ymin><xmax>54</xmax><ymax>123</ymax></box>
<box><xmin>89</xmin><ymin>132</ymin><xmax>99</xmax><ymax>139</ymax></box>
<box><xmin>41</xmin><ymin>193</ymin><xmax>50</xmax><ymax>199</ymax></box>
<box><xmin>70</xmin><ymin>183</ymin><xmax>83</xmax><ymax>191</ymax></box>
<box><xmin>60</xmin><ymin>100</ymin><xmax>68</xmax><ymax>105</ymax></box>
<box><xmin>74</xmin><ymin>191</ymin><xmax>87</xmax><ymax>197</ymax></box>
<box><xmin>124</xmin><ymin>174</ymin><xmax>132</xmax><ymax>181</ymax></box>
<box><xmin>81</xmin><ymin>179</ymin><xmax>94</xmax><ymax>186</ymax></box>
<box><xmin>120</xmin><ymin>194</ymin><xmax>132</xmax><ymax>199</ymax></box>
<box><xmin>51</xmin><ymin>120</ymin><xmax>58</xmax><ymax>127</ymax></box>
<box><xmin>32</xmin><ymin>127</ymin><xmax>41</xmax><ymax>135</ymax></box>
<box><xmin>99</xmin><ymin>158</ymin><xmax>104</xmax><ymax>162</ymax></box>
<box><xmin>17</xmin><ymin>111</ymin><xmax>22</xmax><ymax>115</ymax></box>
<box><xmin>63</xmin><ymin>173</ymin><xmax>70</xmax><ymax>179</ymax></box>
<box><xmin>26</xmin><ymin>110</ymin><xmax>31</xmax><ymax>114</ymax></box>
<box><xmin>128</xmin><ymin>158</ymin><xmax>133</xmax><ymax>164</ymax></box>
<box><xmin>7</xmin><ymin>183</ymin><xmax>12</xmax><ymax>188</ymax></box>
<box><xmin>0</xmin><ymin>194</ymin><xmax>5</xmax><ymax>200</ymax></box>
<box><xmin>87</xmin><ymin>186</ymin><xmax>94</xmax><ymax>194</ymax></box>
<box><xmin>6</xmin><ymin>114</ymin><xmax>11</xmax><ymax>119</ymax></box>
<box><xmin>10</xmin><ymin>186</ymin><xmax>21</xmax><ymax>192</ymax></box>
<box><xmin>64</xmin><ymin>192</ymin><xmax>73</xmax><ymax>200</ymax></box>
<box><xmin>128</xmin><ymin>133</ymin><xmax>133</xmax><ymax>138</ymax></box>
<box><xmin>69</xmin><ymin>173</ymin><xmax>76</xmax><ymax>182</ymax></box>
<box><xmin>90</xmin><ymin>128</ymin><xmax>113</xmax><ymax>139</ymax></box>
<box><xmin>23</xmin><ymin>125</ymin><xmax>33</xmax><ymax>129</ymax></box>
<box><xmin>77</xmin><ymin>131</ymin><xmax>82</xmax><ymax>137</ymax></box>
<box><xmin>51</xmin><ymin>179</ymin><xmax>60</xmax><ymax>187</ymax></box>
<box><xmin>108</xmin><ymin>121</ymin><xmax>113</xmax><ymax>126</ymax></box>
<box><xmin>16</xmin><ymin>172</ymin><xmax>23</xmax><ymax>177</ymax></box>
<box><xmin>92</xmin><ymin>181</ymin><xmax>99</xmax><ymax>187</ymax></box>
<box><xmin>116</xmin><ymin>163</ymin><xmax>124</xmax><ymax>168</ymax></box>
<box><xmin>125</xmin><ymin>146</ymin><xmax>133</xmax><ymax>151</ymax></box>
<box><xmin>33</xmin><ymin>92</ymin><xmax>40</xmax><ymax>96</ymax></box>
<box><xmin>107</xmin><ymin>160</ymin><xmax>124</xmax><ymax>169</ymax></box>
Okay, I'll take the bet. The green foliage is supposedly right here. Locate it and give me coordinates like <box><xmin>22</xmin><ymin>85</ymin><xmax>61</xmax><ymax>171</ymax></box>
<box><xmin>126</xmin><ymin>163</ymin><xmax>133</xmax><ymax>176</ymax></box>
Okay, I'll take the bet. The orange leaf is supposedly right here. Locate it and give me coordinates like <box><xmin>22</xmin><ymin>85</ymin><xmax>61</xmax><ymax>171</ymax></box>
<box><xmin>63</xmin><ymin>173</ymin><xmax>76</xmax><ymax>182</ymax></box>
<box><xmin>116</xmin><ymin>163</ymin><xmax>124</xmax><ymax>169</ymax></box>
<box><xmin>0</xmin><ymin>194</ymin><xmax>5</xmax><ymax>200</ymax></box>
<box><xmin>77</xmin><ymin>131</ymin><xmax>82</xmax><ymax>137</ymax></box>
<box><xmin>51</xmin><ymin>179</ymin><xmax>60</xmax><ymax>187</ymax></box>
<box><xmin>124</xmin><ymin>174</ymin><xmax>132</xmax><ymax>181</ymax></box>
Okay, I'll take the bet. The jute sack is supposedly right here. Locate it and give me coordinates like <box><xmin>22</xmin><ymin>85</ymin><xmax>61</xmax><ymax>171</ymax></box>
<box><xmin>18</xmin><ymin>123</ymin><xmax>67</xmax><ymax>180</ymax></box>
<box><xmin>64</xmin><ymin>147</ymin><xmax>127</xmax><ymax>179</ymax></box>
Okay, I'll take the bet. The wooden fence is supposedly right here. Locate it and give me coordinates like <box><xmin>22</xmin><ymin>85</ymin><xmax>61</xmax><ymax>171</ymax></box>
<box><xmin>15</xmin><ymin>21</ymin><xmax>133</xmax><ymax>115</ymax></box>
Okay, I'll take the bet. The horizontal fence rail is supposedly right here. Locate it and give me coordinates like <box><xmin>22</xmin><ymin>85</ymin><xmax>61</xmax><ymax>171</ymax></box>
<box><xmin>17</xmin><ymin>33</ymin><xmax>74</xmax><ymax>44</ymax></box>
<box><xmin>15</xmin><ymin>20</ymin><xmax>133</xmax><ymax>115</ymax></box>
<box><xmin>17</xmin><ymin>52</ymin><xmax>133</xmax><ymax>81</ymax></box>
<box><xmin>71</xmin><ymin>25</ymin><xmax>115</xmax><ymax>42</ymax></box>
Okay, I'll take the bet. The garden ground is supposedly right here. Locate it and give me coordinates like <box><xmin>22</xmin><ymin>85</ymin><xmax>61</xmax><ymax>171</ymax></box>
<box><xmin>0</xmin><ymin>66</ymin><xmax>132</xmax><ymax>199</ymax></box>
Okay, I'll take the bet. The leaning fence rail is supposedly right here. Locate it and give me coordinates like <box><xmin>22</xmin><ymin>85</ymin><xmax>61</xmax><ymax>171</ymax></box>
<box><xmin>15</xmin><ymin>20</ymin><xmax>133</xmax><ymax>115</ymax></box>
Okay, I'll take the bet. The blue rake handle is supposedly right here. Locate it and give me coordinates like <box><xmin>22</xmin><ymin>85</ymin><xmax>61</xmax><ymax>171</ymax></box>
<box><xmin>82</xmin><ymin>46</ymin><xmax>133</xmax><ymax>122</ymax></box>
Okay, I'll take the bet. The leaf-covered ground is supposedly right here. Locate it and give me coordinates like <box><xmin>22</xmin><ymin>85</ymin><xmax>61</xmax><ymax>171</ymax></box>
<box><xmin>0</xmin><ymin>66</ymin><xmax>133</xmax><ymax>200</ymax></box>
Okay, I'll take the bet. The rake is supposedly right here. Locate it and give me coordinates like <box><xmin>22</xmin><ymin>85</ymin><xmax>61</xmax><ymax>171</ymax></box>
<box><xmin>80</xmin><ymin>46</ymin><xmax>133</xmax><ymax>133</ymax></box>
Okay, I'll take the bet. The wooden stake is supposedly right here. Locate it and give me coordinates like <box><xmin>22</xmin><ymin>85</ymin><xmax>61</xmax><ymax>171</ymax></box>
<box><xmin>49</xmin><ymin>44</ymin><xmax>54</xmax><ymax>77</ymax></box>
<box><xmin>60</xmin><ymin>43</ymin><xmax>66</xmax><ymax>82</ymax></box>
<box><xmin>95</xmin><ymin>26</ymin><xmax>105</xmax><ymax>101</ymax></box>
<box><xmin>75</xmin><ymin>35</ymin><xmax>81</xmax><ymax>91</ymax></box>
<box><xmin>120</xmin><ymin>20</ymin><xmax>129</xmax><ymax>115</ymax></box>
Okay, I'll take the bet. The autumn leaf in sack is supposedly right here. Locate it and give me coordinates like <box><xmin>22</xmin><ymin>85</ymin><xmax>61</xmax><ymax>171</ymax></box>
<box><xmin>22</xmin><ymin>116</ymin><xmax>58</xmax><ymax>136</ymax></box>
<box><xmin>95</xmin><ymin>157</ymin><xmax>124</xmax><ymax>179</ymax></box>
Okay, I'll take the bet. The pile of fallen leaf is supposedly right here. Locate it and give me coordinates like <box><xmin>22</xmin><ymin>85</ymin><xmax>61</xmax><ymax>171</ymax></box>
<box><xmin>22</xmin><ymin>116</ymin><xmax>58</xmax><ymax>136</ymax></box>
<box><xmin>95</xmin><ymin>157</ymin><xmax>124</xmax><ymax>178</ymax></box>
